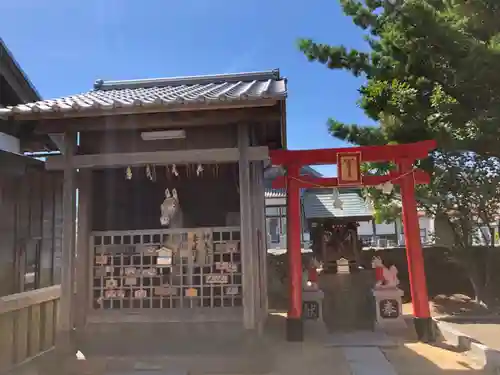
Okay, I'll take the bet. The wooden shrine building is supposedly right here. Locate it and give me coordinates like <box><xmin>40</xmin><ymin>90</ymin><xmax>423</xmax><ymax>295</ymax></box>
<box><xmin>303</xmin><ymin>188</ymin><xmax>373</xmax><ymax>271</ymax></box>
<box><xmin>0</xmin><ymin>69</ymin><xmax>287</xmax><ymax>370</ymax></box>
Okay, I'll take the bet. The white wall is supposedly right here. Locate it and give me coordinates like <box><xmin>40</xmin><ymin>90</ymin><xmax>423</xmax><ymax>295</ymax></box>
<box><xmin>418</xmin><ymin>216</ymin><xmax>434</xmax><ymax>243</ymax></box>
<box><xmin>0</xmin><ymin>133</ymin><xmax>20</xmax><ymax>154</ymax></box>
<box><xmin>357</xmin><ymin>220</ymin><xmax>397</xmax><ymax>236</ymax></box>
<box><xmin>375</xmin><ymin>222</ymin><xmax>396</xmax><ymax>235</ymax></box>
<box><xmin>358</xmin><ymin>216</ymin><xmax>435</xmax><ymax>244</ymax></box>
<box><xmin>358</xmin><ymin>221</ymin><xmax>373</xmax><ymax>236</ymax></box>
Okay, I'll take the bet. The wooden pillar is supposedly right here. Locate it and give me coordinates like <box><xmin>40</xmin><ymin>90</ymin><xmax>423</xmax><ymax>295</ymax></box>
<box><xmin>286</xmin><ymin>164</ymin><xmax>303</xmax><ymax>341</ymax></box>
<box><xmin>255</xmin><ymin>162</ymin><xmax>268</xmax><ymax>321</ymax></box>
<box><xmin>399</xmin><ymin>159</ymin><xmax>434</xmax><ymax>342</ymax></box>
<box><xmin>250</xmin><ymin>161</ymin><xmax>268</xmax><ymax>333</ymax></box>
<box><xmin>75</xmin><ymin>169</ymin><xmax>92</xmax><ymax>330</ymax></box>
<box><xmin>238</xmin><ymin>123</ymin><xmax>256</xmax><ymax>330</ymax></box>
<box><xmin>56</xmin><ymin>132</ymin><xmax>77</xmax><ymax>351</ymax></box>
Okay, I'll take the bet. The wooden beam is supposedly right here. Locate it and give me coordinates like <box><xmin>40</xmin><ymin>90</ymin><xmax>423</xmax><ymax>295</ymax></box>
<box><xmin>270</xmin><ymin>140</ymin><xmax>437</xmax><ymax>166</ymax></box>
<box><xmin>35</xmin><ymin>107</ymin><xmax>280</xmax><ymax>134</ymax></box>
<box><xmin>251</xmin><ymin>161</ymin><xmax>268</xmax><ymax>333</ymax></box>
<box><xmin>45</xmin><ymin>146</ymin><xmax>269</xmax><ymax>170</ymax></box>
<box><xmin>238</xmin><ymin>123</ymin><xmax>256</xmax><ymax>330</ymax></box>
<box><xmin>272</xmin><ymin>169</ymin><xmax>431</xmax><ymax>189</ymax></box>
<box><xmin>75</xmin><ymin>170</ymin><xmax>92</xmax><ymax>330</ymax></box>
<box><xmin>0</xmin><ymin>286</ymin><xmax>61</xmax><ymax>315</ymax></box>
<box><xmin>56</xmin><ymin>131</ymin><xmax>77</xmax><ymax>346</ymax></box>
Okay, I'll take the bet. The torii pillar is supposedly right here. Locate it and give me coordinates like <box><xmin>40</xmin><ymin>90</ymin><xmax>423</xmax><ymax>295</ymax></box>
<box><xmin>270</xmin><ymin>140</ymin><xmax>437</xmax><ymax>342</ymax></box>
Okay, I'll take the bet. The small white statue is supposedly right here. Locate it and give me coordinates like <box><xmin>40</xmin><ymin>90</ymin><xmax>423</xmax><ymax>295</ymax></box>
<box><xmin>160</xmin><ymin>188</ymin><xmax>180</xmax><ymax>227</ymax></box>
<box><xmin>371</xmin><ymin>256</ymin><xmax>399</xmax><ymax>289</ymax></box>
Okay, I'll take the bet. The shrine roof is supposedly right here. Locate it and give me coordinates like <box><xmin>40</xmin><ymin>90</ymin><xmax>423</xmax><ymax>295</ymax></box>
<box><xmin>0</xmin><ymin>69</ymin><xmax>287</xmax><ymax>120</ymax></box>
<box><xmin>303</xmin><ymin>188</ymin><xmax>373</xmax><ymax>220</ymax></box>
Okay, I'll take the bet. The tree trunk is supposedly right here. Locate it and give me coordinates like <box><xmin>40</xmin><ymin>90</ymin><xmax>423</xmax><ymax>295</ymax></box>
<box><xmin>468</xmin><ymin>269</ymin><xmax>490</xmax><ymax>308</ymax></box>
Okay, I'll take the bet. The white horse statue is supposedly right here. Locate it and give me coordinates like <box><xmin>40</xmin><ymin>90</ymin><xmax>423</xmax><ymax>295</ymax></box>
<box><xmin>160</xmin><ymin>188</ymin><xmax>183</xmax><ymax>228</ymax></box>
<box><xmin>371</xmin><ymin>256</ymin><xmax>399</xmax><ymax>289</ymax></box>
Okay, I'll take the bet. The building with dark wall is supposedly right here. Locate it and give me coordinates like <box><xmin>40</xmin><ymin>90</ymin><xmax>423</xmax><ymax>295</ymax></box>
<box><xmin>264</xmin><ymin>165</ymin><xmax>321</xmax><ymax>251</ymax></box>
<box><xmin>0</xmin><ymin>38</ymin><xmax>56</xmax><ymax>152</ymax></box>
<box><xmin>0</xmin><ymin>39</ymin><xmax>63</xmax><ymax>299</ymax></box>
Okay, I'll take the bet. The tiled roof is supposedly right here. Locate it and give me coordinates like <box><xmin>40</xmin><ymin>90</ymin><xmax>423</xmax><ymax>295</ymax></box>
<box><xmin>265</xmin><ymin>188</ymin><xmax>287</xmax><ymax>198</ymax></box>
<box><xmin>0</xmin><ymin>70</ymin><xmax>286</xmax><ymax>120</ymax></box>
<box><xmin>303</xmin><ymin>188</ymin><xmax>373</xmax><ymax>219</ymax></box>
<box><xmin>0</xmin><ymin>38</ymin><xmax>41</xmax><ymax>103</ymax></box>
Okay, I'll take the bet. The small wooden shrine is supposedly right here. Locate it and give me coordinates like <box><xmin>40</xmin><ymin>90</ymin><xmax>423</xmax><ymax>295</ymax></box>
<box><xmin>0</xmin><ymin>70</ymin><xmax>287</xmax><ymax>360</ymax></box>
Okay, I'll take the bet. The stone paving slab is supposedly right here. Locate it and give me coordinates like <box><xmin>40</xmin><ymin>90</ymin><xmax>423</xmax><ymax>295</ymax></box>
<box><xmin>383</xmin><ymin>342</ymin><xmax>487</xmax><ymax>375</ymax></box>
<box><xmin>272</xmin><ymin>342</ymin><xmax>352</xmax><ymax>375</ymax></box>
<box><xmin>342</xmin><ymin>347</ymin><xmax>397</xmax><ymax>375</ymax></box>
<box><xmin>325</xmin><ymin>330</ymin><xmax>397</xmax><ymax>347</ymax></box>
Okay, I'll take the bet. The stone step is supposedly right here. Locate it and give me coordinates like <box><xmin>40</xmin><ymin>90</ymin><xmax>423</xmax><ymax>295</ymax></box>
<box><xmin>61</xmin><ymin>354</ymin><xmax>273</xmax><ymax>375</ymax></box>
<box><xmin>320</xmin><ymin>272</ymin><xmax>375</xmax><ymax>332</ymax></box>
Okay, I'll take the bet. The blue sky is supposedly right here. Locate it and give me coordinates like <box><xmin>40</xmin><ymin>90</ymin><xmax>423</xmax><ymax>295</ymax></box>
<box><xmin>1</xmin><ymin>0</ymin><xmax>373</xmax><ymax>176</ymax></box>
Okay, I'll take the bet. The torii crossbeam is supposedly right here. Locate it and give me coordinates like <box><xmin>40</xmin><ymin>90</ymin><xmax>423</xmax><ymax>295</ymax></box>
<box><xmin>270</xmin><ymin>140</ymin><xmax>437</xmax><ymax>343</ymax></box>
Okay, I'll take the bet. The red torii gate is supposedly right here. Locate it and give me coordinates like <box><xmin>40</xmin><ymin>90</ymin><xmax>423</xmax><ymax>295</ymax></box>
<box><xmin>270</xmin><ymin>140</ymin><xmax>437</xmax><ymax>342</ymax></box>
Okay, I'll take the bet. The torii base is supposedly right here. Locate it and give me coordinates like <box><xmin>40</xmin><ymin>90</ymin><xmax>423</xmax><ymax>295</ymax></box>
<box><xmin>414</xmin><ymin>317</ymin><xmax>436</xmax><ymax>343</ymax></box>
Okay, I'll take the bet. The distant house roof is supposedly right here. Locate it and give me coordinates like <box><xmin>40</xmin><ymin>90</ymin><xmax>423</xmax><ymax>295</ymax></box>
<box><xmin>264</xmin><ymin>165</ymin><xmax>323</xmax><ymax>200</ymax></box>
<box><xmin>265</xmin><ymin>188</ymin><xmax>287</xmax><ymax>199</ymax></box>
<box><xmin>303</xmin><ymin>188</ymin><xmax>373</xmax><ymax>219</ymax></box>
<box><xmin>0</xmin><ymin>69</ymin><xmax>287</xmax><ymax>120</ymax></box>
<box><xmin>0</xmin><ymin>38</ymin><xmax>41</xmax><ymax>104</ymax></box>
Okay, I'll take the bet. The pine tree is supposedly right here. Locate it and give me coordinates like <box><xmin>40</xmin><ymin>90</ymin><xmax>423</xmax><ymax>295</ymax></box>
<box><xmin>298</xmin><ymin>0</ymin><xmax>500</xmax><ymax>305</ymax></box>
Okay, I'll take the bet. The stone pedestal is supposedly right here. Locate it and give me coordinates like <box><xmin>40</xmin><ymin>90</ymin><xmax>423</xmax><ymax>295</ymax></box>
<box><xmin>302</xmin><ymin>287</ymin><xmax>325</xmax><ymax>325</ymax></box>
<box><xmin>372</xmin><ymin>288</ymin><xmax>406</xmax><ymax>330</ymax></box>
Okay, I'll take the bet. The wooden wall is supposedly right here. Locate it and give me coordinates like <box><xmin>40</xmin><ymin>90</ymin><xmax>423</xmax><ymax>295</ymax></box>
<box><xmin>0</xmin><ymin>151</ymin><xmax>62</xmax><ymax>373</ymax></box>
<box><xmin>0</xmin><ymin>152</ymin><xmax>63</xmax><ymax>297</ymax></box>
<box><xmin>79</xmin><ymin>125</ymin><xmax>238</xmax><ymax>155</ymax></box>
<box><xmin>0</xmin><ymin>286</ymin><xmax>60</xmax><ymax>373</ymax></box>
<box><xmin>91</xmin><ymin>164</ymin><xmax>241</xmax><ymax>231</ymax></box>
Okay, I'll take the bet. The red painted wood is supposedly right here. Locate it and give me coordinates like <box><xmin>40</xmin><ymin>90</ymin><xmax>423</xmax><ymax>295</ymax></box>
<box><xmin>286</xmin><ymin>165</ymin><xmax>303</xmax><ymax>320</ymax></box>
<box><xmin>274</xmin><ymin>140</ymin><xmax>435</xmax><ymax>331</ymax></box>
<box><xmin>269</xmin><ymin>140</ymin><xmax>436</xmax><ymax>166</ymax></box>
<box><xmin>272</xmin><ymin>169</ymin><xmax>431</xmax><ymax>189</ymax></box>
<box><xmin>399</xmin><ymin>159</ymin><xmax>431</xmax><ymax>319</ymax></box>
